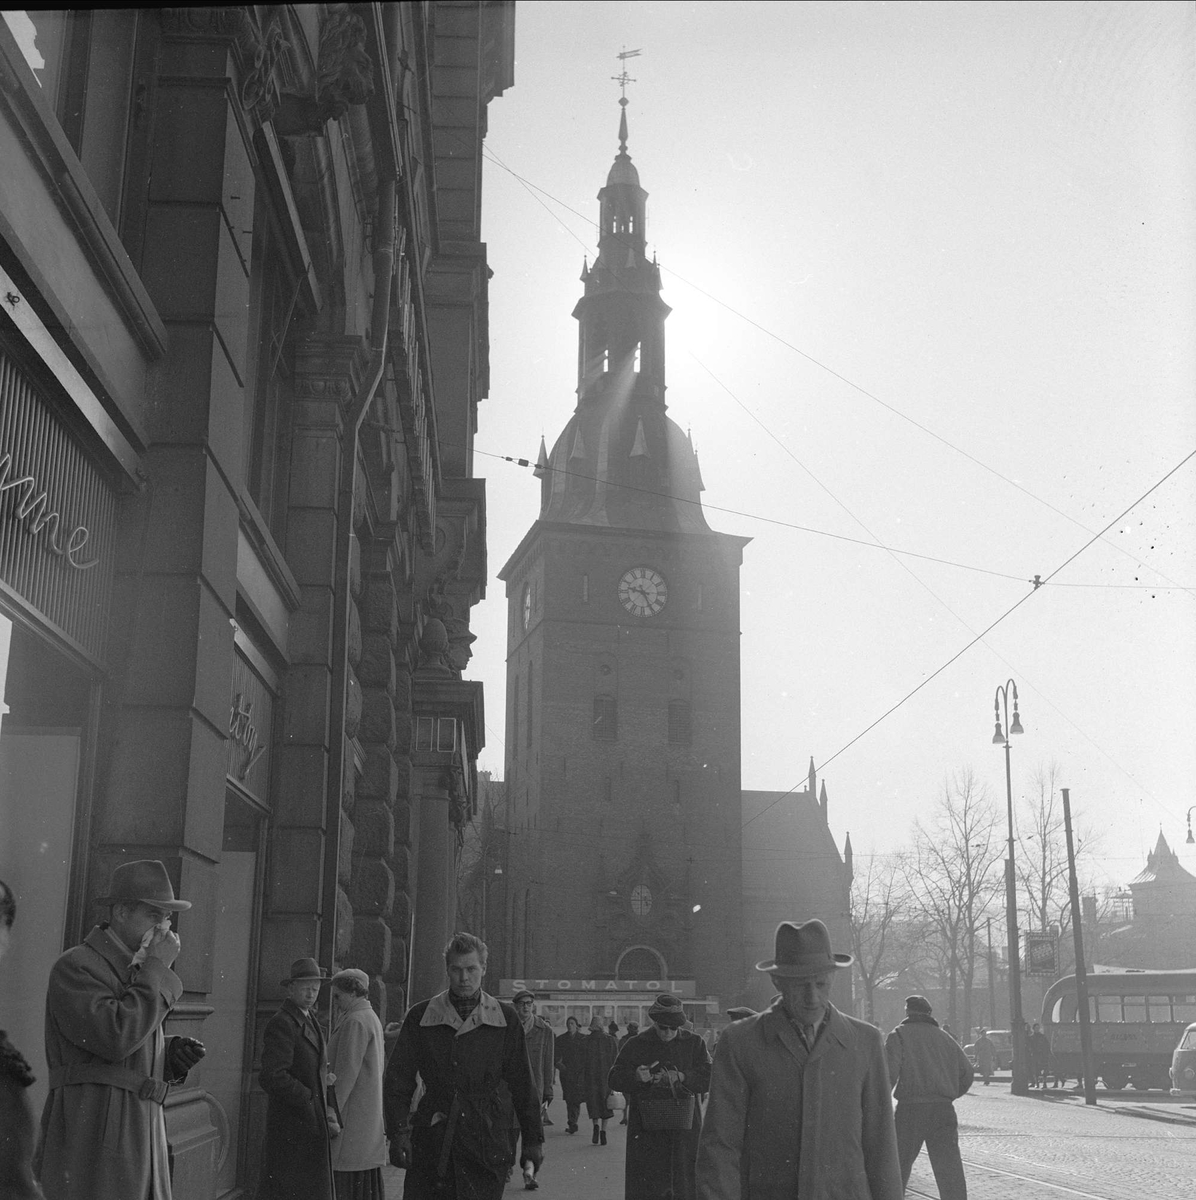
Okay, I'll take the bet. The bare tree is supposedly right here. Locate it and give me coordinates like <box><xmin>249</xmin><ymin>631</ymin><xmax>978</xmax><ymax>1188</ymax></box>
<box><xmin>849</xmin><ymin>850</ymin><xmax>909</xmax><ymax>1023</ymax></box>
<box><xmin>905</xmin><ymin>769</ymin><xmax>1003</xmax><ymax>1036</ymax></box>
<box><xmin>1016</xmin><ymin>760</ymin><xmax>1100</xmax><ymax>938</ymax></box>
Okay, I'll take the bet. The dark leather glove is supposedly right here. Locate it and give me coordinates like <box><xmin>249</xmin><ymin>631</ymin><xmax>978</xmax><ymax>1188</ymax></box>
<box><xmin>389</xmin><ymin>1130</ymin><xmax>413</xmax><ymax>1169</ymax></box>
<box><xmin>167</xmin><ymin>1036</ymin><xmax>206</xmax><ymax>1077</ymax></box>
<box><xmin>522</xmin><ymin>1141</ymin><xmax>544</xmax><ymax>1171</ymax></box>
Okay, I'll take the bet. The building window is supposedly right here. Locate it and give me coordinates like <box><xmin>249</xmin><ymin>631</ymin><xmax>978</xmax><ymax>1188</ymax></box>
<box><xmin>630</xmin><ymin>884</ymin><xmax>653</xmax><ymax>917</ymax></box>
<box><xmin>5</xmin><ymin>9</ymin><xmax>140</xmax><ymax>227</ymax></box>
<box><xmin>603</xmin><ymin>776</ymin><xmax>612</xmax><ymax>803</ymax></box>
<box><xmin>633</xmin><ymin>342</ymin><xmax>641</xmax><ymax>373</ymax></box>
<box><xmin>510</xmin><ymin>676</ymin><xmax>519</xmax><ymax>756</ymax></box>
<box><xmin>593</xmin><ymin>695</ymin><xmax>617</xmax><ymax>741</ymax></box>
<box><xmin>525</xmin><ymin>662</ymin><xmax>533</xmax><ymax>748</ymax></box>
<box><xmin>668</xmin><ymin>701</ymin><xmax>692</xmax><ymax>745</ymax></box>
<box><xmin>582</xmin><ymin>573</ymin><xmax>589</xmax><ymax>603</ymax></box>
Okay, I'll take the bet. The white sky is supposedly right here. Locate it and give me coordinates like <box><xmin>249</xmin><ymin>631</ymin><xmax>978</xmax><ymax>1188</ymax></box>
<box><xmin>469</xmin><ymin>0</ymin><xmax>1196</xmax><ymax>894</ymax></box>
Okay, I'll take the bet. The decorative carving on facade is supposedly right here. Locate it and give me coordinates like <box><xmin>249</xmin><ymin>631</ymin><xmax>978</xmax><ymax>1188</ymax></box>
<box><xmin>291</xmin><ymin>336</ymin><xmax>369</xmax><ymax>408</ymax></box>
<box><xmin>413</xmin><ymin>617</ymin><xmax>453</xmax><ymax>677</ymax></box>
<box><xmin>272</xmin><ymin>8</ymin><xmax>375</xmax><ymax>135</ymax></box>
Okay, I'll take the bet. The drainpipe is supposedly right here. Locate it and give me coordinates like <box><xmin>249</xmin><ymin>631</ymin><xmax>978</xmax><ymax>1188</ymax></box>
<box><xmin>319</xmin><ymin>175</ymin><xmax>397</xmax><ymax>973</ymax></box>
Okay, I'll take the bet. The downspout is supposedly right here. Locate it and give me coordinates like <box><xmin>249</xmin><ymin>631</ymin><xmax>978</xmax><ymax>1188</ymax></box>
<box><xmin>319</xmin><ymin>176</ymin><xmax>397</xmax><ymax>972</ymax></box>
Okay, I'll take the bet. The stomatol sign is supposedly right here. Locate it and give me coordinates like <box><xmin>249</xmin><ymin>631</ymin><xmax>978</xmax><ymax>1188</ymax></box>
<box><xmin>499</xmin><ymin>978</ymin><xmax>697</xmax><ymax>996</ymax></box>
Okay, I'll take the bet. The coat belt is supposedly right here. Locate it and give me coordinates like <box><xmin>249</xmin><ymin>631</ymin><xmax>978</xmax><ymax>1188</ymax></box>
<box><xmin>48</xmin><ymin>1063</ymin><xmax>170</xmax><ymax>1104</ymax></box>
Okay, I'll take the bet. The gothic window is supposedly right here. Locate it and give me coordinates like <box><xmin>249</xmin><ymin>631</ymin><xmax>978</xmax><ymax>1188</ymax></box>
<box><xmin>633</xmin><ymin>342</ymin><xmax>641</xmax><ymax>373</ymax></box>
<box><xmin>630</xmin><ymin>883</ymin><xmax>653</xmax><ymax>917</ymax></box>
<box><xmin>510</xmin><ymin>676</ymin><xmax>519</xmax><ymax>755</ymax></box>
<box><xmin>593</xmin><ymin>695</ymin><xmax>617</xmax><ymax>741</ymax></box>
<box><xmin>582</xmin><ymin>573</ymin><xmax>589</xmax><ymax>603</ymax></box>
<box><xmin>668</xmin><ymin>701</ymin><xmax>692</xmax><ymax>745</ymax></box>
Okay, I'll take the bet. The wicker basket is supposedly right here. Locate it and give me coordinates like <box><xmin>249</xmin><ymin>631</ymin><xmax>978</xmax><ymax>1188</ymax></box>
<box><xmin>638</xmin><ymin>1083</ymin><xmax>695</xmax><ymax>1131</ymax></box>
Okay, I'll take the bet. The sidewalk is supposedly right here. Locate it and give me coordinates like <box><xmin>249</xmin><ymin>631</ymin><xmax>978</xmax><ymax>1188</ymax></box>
<box><xmin>384</xmin><ymin>1113</ymin><xmax>629</xmax><ymax>1199</ymax></box>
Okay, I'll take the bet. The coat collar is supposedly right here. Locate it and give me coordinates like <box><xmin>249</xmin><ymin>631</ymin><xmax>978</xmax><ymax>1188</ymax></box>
<box><xmin>421</xmin><ymin>989</ymin><xmax>507</xmax><ymax>1035</ymax></box>
<box><xmin>86</xmin><ymin>925</ymin><xmax>134</xmax><ymax>978</ymax></box>
<box><xmin>760</xmin><ymin>998</ymin><xmax>850</xmax><ymax>1063</ymax></box>
<box><xmin>281</xmin><ymin>998</ymin><xmax>325</xmax><ymax>1047</ymax></box>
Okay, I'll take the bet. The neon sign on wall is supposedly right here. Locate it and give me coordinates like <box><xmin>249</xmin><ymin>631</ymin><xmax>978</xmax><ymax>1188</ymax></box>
<box><xmin>1</xmin><ymin>452</ymin><xmax>98</xmax><ymax>569</ymax></box>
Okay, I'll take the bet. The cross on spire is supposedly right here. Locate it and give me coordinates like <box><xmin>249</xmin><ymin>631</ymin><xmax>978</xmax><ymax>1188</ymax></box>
<box><xmin>612</xmin><ymin>47</ymin><xmax>641</xmax><ymax>102</ymax></box>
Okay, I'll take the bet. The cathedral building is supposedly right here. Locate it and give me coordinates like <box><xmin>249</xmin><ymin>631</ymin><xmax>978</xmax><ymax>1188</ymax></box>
<box><xmin>496</xmin><ymin>100</ymin><xmax>750</xmax><ymax>1020</ymax></box>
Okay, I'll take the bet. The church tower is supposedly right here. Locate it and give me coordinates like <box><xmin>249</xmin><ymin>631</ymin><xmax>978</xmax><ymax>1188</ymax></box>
<box><xmin>497</xmin><ymin>100</ymin><xmax>750</xmax><ymax>1013</ymax></box>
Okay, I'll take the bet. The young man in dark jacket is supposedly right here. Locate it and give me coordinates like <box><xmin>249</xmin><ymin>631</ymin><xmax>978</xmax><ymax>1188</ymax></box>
<box><xmin>885</xmin><ymin>995</ymin><xmax>974</xmax><ymax>1200</ymax></box>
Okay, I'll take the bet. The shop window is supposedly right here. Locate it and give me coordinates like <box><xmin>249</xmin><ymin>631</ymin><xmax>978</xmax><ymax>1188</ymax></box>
<box><xmin>0</xmin><ymin>609</ymin><xmax>94</xmax><ymax>1123</ymax></box>
<box><xmin>593</xmin><ymin>695</ymin><xmax>617</xmax><ymax>741</ymax></box>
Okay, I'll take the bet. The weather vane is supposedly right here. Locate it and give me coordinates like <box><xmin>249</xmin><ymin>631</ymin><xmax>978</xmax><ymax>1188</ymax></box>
<box><xmin>612</xmin><ymin>47</ymin><xmax>641</xmax><ymax>105</ymax></box>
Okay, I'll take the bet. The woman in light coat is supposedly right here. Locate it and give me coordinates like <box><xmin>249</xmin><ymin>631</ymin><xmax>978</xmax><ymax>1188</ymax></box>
<box><xmin>328</xmin><ymin>969</ymin><xmax>387</xmax><ymax>1200</ymax></box>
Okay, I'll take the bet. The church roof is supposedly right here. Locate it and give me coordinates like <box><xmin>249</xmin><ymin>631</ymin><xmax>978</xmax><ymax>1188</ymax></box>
<box><xmin>1129</xmin><ymin>831</ymin><xmax>1196</xmax><ymax>886</ymax></box>
<box><xmin>607</xmin><ymin>103</ymin><xmax>641</xmax><ymax>186</ymax></box>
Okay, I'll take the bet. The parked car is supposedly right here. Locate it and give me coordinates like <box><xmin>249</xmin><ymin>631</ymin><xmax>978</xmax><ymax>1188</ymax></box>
<box><xmin>1170</xmin><ymin>1022</ymin><xmax>1196</xmax><ymax>1098</ymax></box>
<box><xmin>964</xmin><ymin>1029</ymin><xmax>1013</xmax><ymax>1071</ymax></box>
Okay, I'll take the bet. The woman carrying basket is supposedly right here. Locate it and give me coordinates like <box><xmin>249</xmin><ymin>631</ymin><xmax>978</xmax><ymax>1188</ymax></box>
<box><xmin>608</xmin><ymin>995</ymin><xmax>712</xmax><ymax>1200</ymax></box>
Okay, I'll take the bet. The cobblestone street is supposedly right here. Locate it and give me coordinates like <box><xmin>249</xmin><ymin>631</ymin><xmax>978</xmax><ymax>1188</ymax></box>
<box><xmin>385</xmin><ymin>1087</ymin><xmax>1196</xmax><ymax>1199</ymax></box>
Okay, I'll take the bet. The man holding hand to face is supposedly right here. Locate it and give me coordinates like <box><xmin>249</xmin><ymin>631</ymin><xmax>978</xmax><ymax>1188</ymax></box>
<box><xmin>35</xmin><ymin>860</ymin><xmax>204</xmax><ymax>1200</ymax></box>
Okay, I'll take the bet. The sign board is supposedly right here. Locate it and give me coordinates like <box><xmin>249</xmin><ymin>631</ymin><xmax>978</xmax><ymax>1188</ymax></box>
<box><xmin>1024</xmin><ymin>932</ymin><xmax>1059</xmax><ymax>976</ymax></box>
<box><xmin>499</xmin><ymin>978</ymin><xmax>697</xmax><ymax>997</ymax></box>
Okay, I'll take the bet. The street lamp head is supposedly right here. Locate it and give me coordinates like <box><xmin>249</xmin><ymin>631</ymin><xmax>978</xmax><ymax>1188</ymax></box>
<box><xmin>992</xmin><ymin>722</ymin><xmax>1006</xmax><ymax>745</ymax></box>
<box><xmin>1010</xmin><ymin>708</ymin><xmax>1024</xmax><ymax>736</ymax></box>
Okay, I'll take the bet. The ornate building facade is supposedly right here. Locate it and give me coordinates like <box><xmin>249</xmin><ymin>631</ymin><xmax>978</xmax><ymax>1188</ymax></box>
<box><xmin>0</xmin><ymin>5</ymin><xmax>511</xmax><ymax>1195</ymax></box>
<box><xmin>497</xmin><ymin>102</ymin><xmax>749</xmax><ymax>1018</ymax></box>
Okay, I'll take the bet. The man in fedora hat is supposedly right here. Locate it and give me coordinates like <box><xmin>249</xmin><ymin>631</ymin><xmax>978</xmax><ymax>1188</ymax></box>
<box><xmin>34</xmin><ymin>859</ymin><xmax>205</xmax><ymax>1200</ymax></box>
<box><xmin>258</xmin><ymin>957</ymin><xmax>337</xmax><ymax>1200</ymax></box>
<box><xmin>884</xmin><ymin>996</ymin><xmax>973</xmax><ymax>1199</ymax></box>
<box><xmin>697</xmin><ymin>919</ymin><xmax>902</xmax><ymax>1200</ymax></box>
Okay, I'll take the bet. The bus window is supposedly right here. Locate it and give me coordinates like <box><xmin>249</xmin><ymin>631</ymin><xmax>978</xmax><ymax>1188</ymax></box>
<box><xmin>616</xmin><ymin>1006</ymin><xmax>640</xmax><ymax>1029</ymax></box>
<box><xmin>1048</xmin><ymin>997</ymin><xmax>1065</xmax><ymax>1023</ymax></box>
<box><xmin>1145</xmin><ymin>997</ymin><xmax>1169</xmax><ymax>1022</ymax></box>
<box><xmin>541</xmin><ymin>1004</ymin><xmax>565</xmax><ymax>1029</ymax></box>
<box><xmin>1123</xmin><ymin>996</ymin><xmax>1146</xmax><ymax>1023</ymax></box>
<box><xmin>566</xmin><ymin>1005</ymin><xmax>592</xmax><ymax>1027</ymax></box>
<box><xmin>1173</xmin><ymin>997</ymin><xmax>1196</xmax><ymax>1024</ymax></box>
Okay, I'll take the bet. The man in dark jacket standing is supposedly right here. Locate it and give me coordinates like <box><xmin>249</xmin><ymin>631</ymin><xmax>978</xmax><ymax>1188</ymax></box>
<box><xmin>885</xmin><ymin>995</ymin><xmax>974</xmax><ymax>1200</ymax></box>
<box><xmin>258</xmin><ymin>958</ymin><xmax>337</xmax><ymax>1200</ymax></box>
<box><xmin>384</xmin><ymin>932</ymin><xmax>542</xmax><ymax>1199</ymax></box>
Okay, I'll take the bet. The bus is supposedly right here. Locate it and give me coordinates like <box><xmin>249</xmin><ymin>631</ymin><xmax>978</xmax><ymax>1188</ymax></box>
<box><xmin>1040</xmin><ymin>968</ymin><xmax>1196</xmax><ymax>1091</ymax></box>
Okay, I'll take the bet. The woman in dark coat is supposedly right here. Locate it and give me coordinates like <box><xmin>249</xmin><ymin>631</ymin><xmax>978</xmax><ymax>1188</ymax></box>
<box><xmin>609</xmin><ymin>995</ymin><xmax>711</xmax><ymax>1200</ymax></box>
<box><xmin>555</xmin><ymin>1016</ymin><xmax>586</xmax><ymax>1134</ymax></box>
<box><xmin>582</xmin><ymin>1015</ymin><xmax>619</xmax><ymax>1145</ymax></box>
<box><xmin>259</xmin><ymin>958</ymin><xmax>336</xmax><ymax>1200</ymax></box>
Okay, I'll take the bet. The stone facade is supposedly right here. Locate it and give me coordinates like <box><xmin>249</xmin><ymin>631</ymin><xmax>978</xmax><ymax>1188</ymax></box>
<box><xmin>0</xmin><ymin>5</ymin><xmax>511</xmax><ymax>1196</ymax></box>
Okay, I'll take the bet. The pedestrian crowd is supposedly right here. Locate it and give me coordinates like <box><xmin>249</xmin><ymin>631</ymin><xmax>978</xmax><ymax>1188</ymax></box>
<box><xmin>2</xmin><ymin>864</ymin><xmax>999</xmax><ymax>1200</ymax></box>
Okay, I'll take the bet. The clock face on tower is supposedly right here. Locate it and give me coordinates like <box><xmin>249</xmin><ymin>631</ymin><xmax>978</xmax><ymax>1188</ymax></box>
<box><xmin>618</xmin><ymin>566</ymin><xmax>667</xmax><ymax>617</ymax></box>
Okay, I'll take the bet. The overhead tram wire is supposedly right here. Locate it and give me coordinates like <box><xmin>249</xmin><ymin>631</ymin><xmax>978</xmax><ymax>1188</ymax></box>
<box><xmin>479</xmin><ymin>145</ymin><xmax>1195</xmax><ymax>600</ymax></box>
<box><xmin>473</xmin><ymin>446</ymin><xmax>1192</xmax><ymax>591</ymax></box>
<box><xmin>473</xmin><ymin>447</ymin><xmax>1025</xmax><ymax>583</ymax></box>
<box><xmin>741</xmin><ymin>445</ymin><xmax>1196</xmax><ymax>832</ymax></box>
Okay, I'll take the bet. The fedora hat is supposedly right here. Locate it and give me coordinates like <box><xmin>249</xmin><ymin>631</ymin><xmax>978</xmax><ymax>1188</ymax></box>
<box><xmin>95</xmin><ymin>860</ymin><xmax>190</xmax><ymax>911</ymax></box>
<box><xmin>280</xmin><ymin>957</ymin><xmax>330</xmax><ymax>987</ymax></box>
<box><xmin>755</xmin><ymin>919</ymin><xmax>852</xmax><ymax>977</ymax></box>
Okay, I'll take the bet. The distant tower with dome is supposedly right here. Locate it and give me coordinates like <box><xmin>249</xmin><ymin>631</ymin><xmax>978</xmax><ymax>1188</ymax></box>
<box><xmin>495</xmin><ymin>96</ymin><xmax>750</xmax><ymax>1016</ymax></box>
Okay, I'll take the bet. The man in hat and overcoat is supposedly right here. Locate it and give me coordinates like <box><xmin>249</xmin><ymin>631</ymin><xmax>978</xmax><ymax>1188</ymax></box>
<box><xmin>609</xmin><ymin>993</ymin><xmax>711</xmax><ymax>1200</ymax></box>
<box><xmin>258</xmin><ymin>957</ymin><xmax>338</xmax><ymax>1200</ymax></box>
<box><xmin>34</xmin><ymin>860</ymin><xmax>205</xmax><ymax>1200</ymax></box>
<box><xmin>884</xmin><ymin>995</ymin><xmax>973</xmax><ymax>1199</ymax></box>
<box><xmin>696</xmin><ymin>919</ymin><xmax>902</xmax><ymax>1200</ymax></box>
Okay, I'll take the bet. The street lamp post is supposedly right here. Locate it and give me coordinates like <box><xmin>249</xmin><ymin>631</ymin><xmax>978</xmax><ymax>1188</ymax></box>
<box><xmin>993</xmin><ymin>679</ymin><xmax>1028</xmax><ymax>1096</ymax></box>
<box><xmin>985</xmin><ymin>917</ymin><xmax>996</xmax><ymax>1028</ymax></box>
